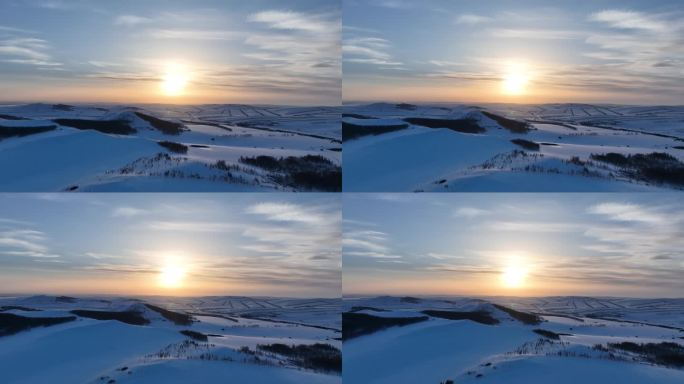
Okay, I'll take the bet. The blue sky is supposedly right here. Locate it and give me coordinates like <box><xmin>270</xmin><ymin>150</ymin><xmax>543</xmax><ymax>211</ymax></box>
<box><xmin>343</xmin><ymin>0</ymin><xmax>684</xmax><ymax>104</ymax></box>
<box><xmin>0</xmin><ymin>194</ymin><xmax>341</xmax><ymax>297</ymax></box>
<box><xmin>0</xmin><ymin>0</ymin><xmax>340</xmax><ymax>104</ymax></box>
<box><xmin>343</xmin><ymin>194</ymin><xmax>684</xmax><ymax>297</ymax></box>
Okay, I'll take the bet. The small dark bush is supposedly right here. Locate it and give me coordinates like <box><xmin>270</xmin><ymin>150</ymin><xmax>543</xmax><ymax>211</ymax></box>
<box><xmin>591</xmin><ymin>152</ymin><xmax>684</xmax><ymax>186</ymax></box>
<box><xmin>134</xmin><ymin>112</ymin><xmax>184</xmax><ymax>135</ymax></box>
<box><xmin>180</xmin><ymin>329</ymin><xmax>208</xmax><ymax>341</ymax></box>
<box><xmin>0</xmin><ymin>114</ymin><xmax>30</xmax><ymax>120</ymax></box>
<box><xmin>56</xmin><ymin>296</ymin><xmax>77</xmax><ymax>303</ymax></box>
<box><xmin>290</xmin><ymin>170</ymin><xmax>342</xmax><ymax>191</ymax></box>
<box><xmin>511</xmin><ymin>139</ymin><xmax>540</xmax><ymax>151</ymax></box>
<box><xmin>342</xmin><ymin>121</ymin><xmax>409</xmax><ymax>141</ymax></box>
<box><xmin>482</xmin><ymin>111</ymin><xmax>531</xmax><ymax>133</ymax></box>
<box><xmin>608</xmin><ymin>342</ymin><xmax>684</xmax><ymax>368</ymax></box>
<box><xmin>258</xmin><ymin>343</ymin><xmax>341</xmax><ymax>373</ymax></box>
<box><xmin>342</xmin><ymin>113</ymin><xmax>375</xmax><ymax>119</ymax></box>
<box><xmin>54</xmin><ymin>119</ymin><xmax>135</xmax><ymax>135</ymax></box>
<box><xmin>71</xmin><ymin>310</ymin><xmax>149</xmax><ymax>326</ymax></box>
<box><xmin>422</xmin><ymin>310</ymin><xmax>499</xmax><ymax>325</ymax></box>
<box><xmin>214</xmin><ymin>160</ymin><xmax>231</xmax><ymax>171</ymax></box>
<box><xmin>240</xmin><ymin>155</ymin><xmax>282</xmax><ymax>170</ymax></box>
<box><xmin>239</xmin><ymin>155</ymin><xmax>341</xmax><ymax>191</ymax></box>
<box><xmin>400</xmin><ymin>296</ymin><xmax>421</xmax><ymax>304</ymax></box>
<box><xmin>492</xmin><ymin>304</ymin><xmax>542</xmax><ymax>325</ymax></box>
<box><xmin>591</xmin><ymin>152</ymin><xmax>630</xmax><ymax>166</ymax></box>
<box><xmin>0</xmin><ymin>306</ymin><xmax>40</xmax><ymax>312</ymax></box>
<box><xmin>396</xmin><ymin>103</ymin><xmax>417</xmax><ymax>110</ymax></box>
<box><xmin>0</xmin><ymin>313</ymin><xmax>76</xmax><ymax>336</ymax></box>
<box><xmin>0</xmin><ymin>124</ymin><xmax>57</xmax><ymax>139</ymax></box>
<box><xmin>53</xmin><ymin>104</ymin><xmax>75</xmax><ymax>111</ymax></box>
<box><xmin>145</xmin><ymin>304</ymin><xmax>193</xmax><ymax>325</ymax></box>
<box><xmin>533</xmin><ymin>329</ymin><xmax>571</xmax><ymax>340</ymax></box>
<box><xmin>157</xmin><ymin>140</ymin><xmax>188</xmax><ymax>154</ymax></box>
<box><xmin>349</xmin><ymin>306</ymin><xmax>388</xmax><ymax>313</ymax></box>
<box><xmin>343</xmin><ymin>312</ymin><xmax>428</xmax><ymax>340</ymax></box>
<box><xmin>404</xmin><ymin>117</ymin><xmax>485</xmax><ymax>133</ymax></box>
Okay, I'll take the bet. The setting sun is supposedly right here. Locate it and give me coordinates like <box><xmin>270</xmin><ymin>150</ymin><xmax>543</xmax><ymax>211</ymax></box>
<box><xmin>159</xmin><ymin>264</ymin><xmax>186</xmax><ymax>288</ymax></box>
<box><xmin>500</xmin><ymin>264</ymin><xmax>528</xmax><ymax>288</ymax></box>
<box><xmin>161</xmin><ymin>65</ymin><xmax>189</xmax><ymax>97</ymax></box>
<box><xmin>502</xmin><ymin>73</ymin><xmax>529</xmax><ymax>95</ymax></box>
<box><xmin>501</xmin><ymin>65</ymin><xmax>530</xmax><ymax>96</ymax></box>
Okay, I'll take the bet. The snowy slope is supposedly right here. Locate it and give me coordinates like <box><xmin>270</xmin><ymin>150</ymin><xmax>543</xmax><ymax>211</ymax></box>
<box><xmin>0</xmin><ymin>295</ymin><xmax>341</xmax><ymax>384</ymax></box>
<box><xmin>343</xmin><ymin>296</ymin><xmax>684</xmax><ymax>384</ymax></box>
<box><xmin>343</xmin><ymin>103</ymin><xmax>684</xmax><ymax>192</ymax></box>
<box><xmin>0</xmin><ymin>103</ymin><xmax>341</xmax><ymax>192</ymax></box>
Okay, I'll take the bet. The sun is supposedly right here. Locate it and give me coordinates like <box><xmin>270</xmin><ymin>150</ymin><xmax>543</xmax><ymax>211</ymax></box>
<box><xmin>159</xmin><ymin>264</ymin><xmax>186</xmax><ymax>288</ymax></box>
<box><xmin>161</xmin><ymin>64</ymin><xmax>188</xmax><ymax>96</ymax></box>
<box><xmin>500</xmin><ymin>265</ymin><xmax>528</xmax><ymax>289</ymax></box>
<box><xmin>501</xmin><ymin>63</ymin><xmax>530</xmax><ymax>96</ymax></box>
<box><xmin>502</xmin><ymin>73</ymin><xmax>529</xmax><ymax>95</ymax></box>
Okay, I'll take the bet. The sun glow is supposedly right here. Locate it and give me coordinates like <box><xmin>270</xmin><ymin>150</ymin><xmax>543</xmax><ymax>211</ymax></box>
<box><xmin>161</xmin><ymin>63</ymin><xmax>189</xmax><ymax>97</ymax></box>
<box><xmin>500</xmin><ymin>259</ymin><xmax>529</xmax><ymax>289</ymax></box>
<box><xmin>501</xmin><ymin>63</ymin><xmax>530</xmax><ymax>96</ymax></box>
<box><xmin>501</xmin><ymin>265</ymin><xmax>527</xmax><ymax>288</ymax></box>
<box><xmin>159</xmin><ymin>264</ymin><xmax>186</xmax><ymax>288</ymax></box>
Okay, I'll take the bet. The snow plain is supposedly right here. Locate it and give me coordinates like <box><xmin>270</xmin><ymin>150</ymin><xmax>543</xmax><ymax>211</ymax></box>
<box><xmin>343</xmin><ymin>103</ymin><xmax>684</xmax><ymax>191</ymax></box>
<box><xmin>0</xmin><ymin>103</ymin><xmax>341</xmax><ymax>192</ymax></box>
<box><xmin>343</xmin><ymin>296</ymin><xmax>684</xmax><ymax>384</ymax></box>
<box><xmin>0</xmin><ymin>295</ymin><xmax>341</xmax><ymax>384</ymax></box>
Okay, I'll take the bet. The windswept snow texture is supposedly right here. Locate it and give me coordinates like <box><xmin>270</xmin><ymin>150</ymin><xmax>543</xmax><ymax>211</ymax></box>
<box><xmin>0</xmin><ymin>295</ymin><xmax>341</xmax><ymax>384</ymax></box>
<box><xmin>343</xmin><ymin>296</ymin><xmax>684</xmax><ymax>384</ymax></box>
<box><xmin>343</xmin><ymin>103</ymin><xmax>684</xmax><ymax>191</ymax></box>
<box><xmin>0</xmin><ymin>103</ymin><xmax>341</xmax><ymax>192</ymax></box>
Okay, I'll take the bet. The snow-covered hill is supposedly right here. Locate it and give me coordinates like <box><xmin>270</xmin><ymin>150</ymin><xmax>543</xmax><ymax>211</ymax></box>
<box><xmin>343</xmin><ymin>295</ymin><xmax>684</xmax><ymax>384</ymax></box>
<box><xmin>0</xmin><ymin>103</ymin><xmax>341</xmax><ymax>192</ymax></box>
<box><xmin>0</xmin><ymin>295</ymin><xmax>341</xmax><ymax>384</ymax></box>
<box><xmin>343</xmin><ymin>102</ymin><xmax>684</xmax><ymax>191</ymax></box>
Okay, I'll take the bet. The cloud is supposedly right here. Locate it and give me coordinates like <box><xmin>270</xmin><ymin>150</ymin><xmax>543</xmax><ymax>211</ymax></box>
<box><xmin>489</xmin><ymin>221</ymin><xmax>580</xmax><ymax>233</ymax></box>
<box><xmin>0</xmin><ymin>229</ymin><xmax>58</xmax><ymax>258</ymax></box>
<box><xmin>114</xmin><ymin>15</ymin><xmax>152</xmax><ymax>26</ymax></box>
<box><xmin>455</xmin><ymin>14</ymin><xmax>492</xmax><ymax>25</ymax></box>
<box><xmin>246</xmin><ymin>202</ymin><xmax>330</xmax><ymax>224</ymax></box>
<box><xmin>343</xmin><ymin>229</ymin><xmax>402</xmax><ymax>260</ymax></box>
<box><xmin>241</xmin><ymin>201</ymin><xmax>340</xmax><ymax>266</ymax></box>
<box><xmin>239</xmin><ymin>10</ymin><xmax>340</xmax><ymax>101</ymax></box>
<box><xmin>145</xmin><ymin>221</ymin><xmax>235</xmax><ymax>233</ymax></box>
<box><xmin>0</xmin><ymin>36</ymin><xmax>61</xmax><ymax>67</ymax></box>
<box><xmin>490</xmin><ymin>28</ymin><xmax>582</xmax><ymax>40</ymax></box>
<box><xmin>426</xmin><ymin>264</ymin><xmax>498</xmax><ymax>275</ymax></box>
<box><xmin>426</xmin><ymin>252</ymin><xmax>462</xmax><ymax>260</ymax></box>
<box><xmin>370</xmin><ymin>0</ymin><xmax>413</xmax><ymax>10</ymax></box>
<box><xmin>81</xmin><ymin>263</ymin><xmax>156</xmax><ymax>274</ymax></box>
<box><xmin>454</xmin><ymin>207</ymin><xmax>490</xmax><ymax>218</ymax></box>
<box><xmin>84</xmin><ymin>252</ymin><xmax>119</xmax><ymax>260</ymax></box>
<box><xmin>587</xmin><ymin>202</ymin><xmax>667</xmax><ymax>224</ymax></box>
<box><xmin>590</xmin><ymin>10</ymin><xmax>667</xmax><ymax>32</ymax></box>
<box><xmin>343</xmin><ymin>36</ymin><xmax>402</xmax><ymax>67</ymax></box>
<box><xmin>248</xmin><ymin>10</ymin><xmax>337</xmax><ymax>33</ymax></box>
<box><xmin>112</xmin><ymin>206</ymin><xmax>149</xmax><ymax>218</ymax></box>
<box><xmin>148</xmin><ymin>29</ymin><xmax>238</xmax><ymax>41</ymax></box>
<box><xmin>0</xmin><ymin>25</ymin><xmax>35</xmax><ymax>34</ymax></box>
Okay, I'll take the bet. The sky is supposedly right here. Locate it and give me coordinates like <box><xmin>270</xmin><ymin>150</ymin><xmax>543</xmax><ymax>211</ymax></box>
<box><xmin>343</xmin><ymin>0</ymin><xmax>684</xmax><ymax>104</ymax></box>
<box><xmin>343</xmin><ymin>194</ymin><xmax>684</xmax><ymax>298</ymax></box>
<box><xmin>0</xmin><ymin>0</ymin><xmax>340</xmax><ymax>105</ymax></box>
<box><xmin>0</xmin><ymin>194</ymin><xmax>341</xmax><ymax>297</ymax></box>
